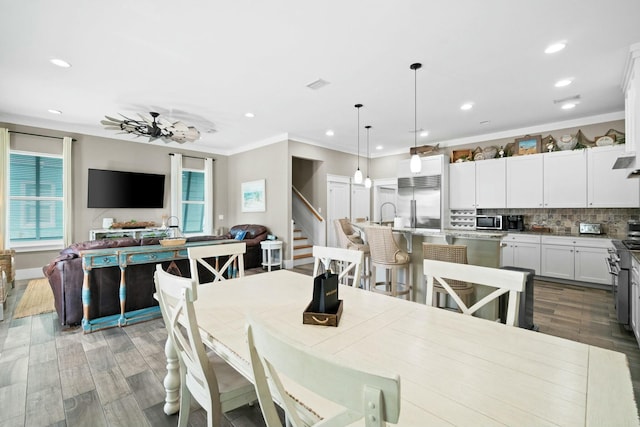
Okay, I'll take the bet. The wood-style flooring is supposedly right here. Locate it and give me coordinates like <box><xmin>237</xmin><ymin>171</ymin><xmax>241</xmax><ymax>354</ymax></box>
<box><xmin>0</xmin><ymin>268</ymin><xmax>638</xmax><ymax>426</ymax></box>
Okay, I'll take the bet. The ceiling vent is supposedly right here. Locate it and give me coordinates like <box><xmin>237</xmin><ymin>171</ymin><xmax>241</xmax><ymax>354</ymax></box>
<box><xmin>306</xmin><ymin>78</ymin><xmax>330</xmax><ymax>90</ymax></box>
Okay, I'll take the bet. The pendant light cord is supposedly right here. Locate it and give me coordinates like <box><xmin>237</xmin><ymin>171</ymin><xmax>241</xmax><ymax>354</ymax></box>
<box><xmin>414</xmin><ymin>66</ymin><xmax>417</xmax><ymax>149</ymax></box>
<box><xmin>355</xmin><ymin>104</ymin><xmax>363</xmax><ymax>169</ymax></box>
<box><xmin>357</xmin><ymin>106</ymin><xmax>361</xmax><ymax>169</ymax></box>
<box><xmin>410</xmin><ymin>63</ymin><xmax>422</xmax><ymax>150</ymax></box>
<box><xmin>366</xmin><ymin>125</ymin><xmax>371</xmax><ymax>175</ymax></box>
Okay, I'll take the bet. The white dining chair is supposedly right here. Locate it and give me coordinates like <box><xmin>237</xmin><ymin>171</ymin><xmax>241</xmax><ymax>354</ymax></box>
<box><xmin>312</xmin><ymin>245</ymin><xmax>364</xmax><ymax>288</ymax></box>
<box><xmin>188</xmin><ymin>242</ymin><xmax>246</xmax><ymax>289</ymax></box>
<box><xmin>154</xmin><ymin>265</ymin><xmax>256</xmax><ymax>427</ymax></box>
<box><xmin>423</xmin><ymin>259</ymin><xmax>527</xmax><ymax>326</ymax></box>
<box><xmin>246</xmin><ymin>317</ymin><xmax>401</xmax><ymax>427</ymax></box>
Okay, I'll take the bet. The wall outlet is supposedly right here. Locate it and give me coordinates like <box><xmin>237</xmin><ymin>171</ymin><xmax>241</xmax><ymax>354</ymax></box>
<box><xmin>218</xmin><ymin>214</ymin><xmax>224</xmax><ymax>220</ymax></box>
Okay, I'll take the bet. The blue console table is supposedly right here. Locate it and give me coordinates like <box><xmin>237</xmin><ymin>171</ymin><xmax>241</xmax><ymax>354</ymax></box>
<box><xmin>80</xmin><ymin>240</ymin><xmax>233</xmax><ymax>333</ymax></box>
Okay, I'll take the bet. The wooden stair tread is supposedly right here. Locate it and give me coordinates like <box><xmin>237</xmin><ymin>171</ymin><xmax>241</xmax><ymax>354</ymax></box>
<box><xmin>294</xmin><ymin>253</ymin><xmax>313</xmax><ymax>260</ymax></box>
<box><xmin>295</xmin><ymin>244</ymin><xmax>313</xmax><ymax>249</ymax></box>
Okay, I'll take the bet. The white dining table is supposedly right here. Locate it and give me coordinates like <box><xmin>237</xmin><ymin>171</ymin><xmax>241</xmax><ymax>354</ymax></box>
<box><xmin>161</xmin><ymin>269</ymin><xmax>639</xmax><ymax>426</ymax></box>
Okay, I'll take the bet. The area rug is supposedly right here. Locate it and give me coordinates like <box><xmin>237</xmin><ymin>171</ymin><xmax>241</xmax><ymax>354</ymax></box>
<box><xmin>13</xmin><ymin>278</ymin><xmax>55</xmax><ymax>319</ymax></box>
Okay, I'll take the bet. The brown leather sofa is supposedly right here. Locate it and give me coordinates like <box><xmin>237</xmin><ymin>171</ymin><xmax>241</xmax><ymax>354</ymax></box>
<box><xmin>223</xmin><ymin>224</ymin><xmax>269</xmax><ymax>269</ymax></box>
<box><xmin>43</xmin><ymin>235</ymin><xmax>227</xmax><ymax>326</ymax></box>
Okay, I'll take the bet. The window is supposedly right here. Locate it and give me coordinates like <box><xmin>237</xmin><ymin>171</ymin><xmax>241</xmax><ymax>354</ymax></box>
<box><xmin>181</xmin><ymin>170</ymin><xmax>205</xmax><ymax>234</ymax></box>
<box><xmin>9</xmin><ymin>152</ymin><xmax>63</xmax><ymax>246</ymax></box>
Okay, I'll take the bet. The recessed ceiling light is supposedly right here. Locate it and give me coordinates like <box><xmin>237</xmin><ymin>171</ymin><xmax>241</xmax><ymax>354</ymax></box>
<box><xmin>376</xmin><ymin>145</ymin><xmax>383</xmax><ymax>150</ymax></box>
<box><xmin>545</xmin><ymin>42</ymin><xmax>566</xmax><ymax>54</ymax></box>
<box><xmin>460</xmin><ymin>103</ymin><xmax>473</xmax><ymax>111</ymax></box>
<box><xmin>420</xmin><ymin>130</ymin><xmax>429</xmax><ymax>137</ymax></box>
<box><xmin>244</xmin><ymin>112</ymin><xmax>255</xmax><ymax>118</ymax></box>
<box><xmin>325</xmin><ymin>130</ymin><xmax>334</xmax><ymax>136</ymax></box>
<box><xmin>561</xmin><ymin>103</ymin><xmax>576</xmax><ymax>110</ymax></box>
<box><xmin>50</xmin><ymin>58</ymin><xmax>71</xmax><ymax>68</ymax></box>
<box><xmin>555</xmin><ymin>79</ymin><xmax>572</xmax><ymax>87</ymax></box>
<box><xmin>47</xmin><ymin>109</ymin><xmax>62</xmax><ymax>115</ymax></box>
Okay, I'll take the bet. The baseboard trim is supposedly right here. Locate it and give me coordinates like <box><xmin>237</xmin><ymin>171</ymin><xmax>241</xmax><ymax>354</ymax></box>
<box><xmin>16</xmin><ymin>268</ymin><xmax>45</xmax><ymax>281</ymax></box>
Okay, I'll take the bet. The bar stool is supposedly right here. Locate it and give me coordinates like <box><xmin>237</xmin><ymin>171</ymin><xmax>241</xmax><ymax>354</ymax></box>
<box><xmin>422</xmin><ymin>243</ymin><xmax>474</xmax><ymax>310</ymax></box>
<box><xmin>364</xmin><ymin>225</ymin><xmax>412</xmax><ymax>300</ymax></box>
<box><xmin>334</xmin><ymin>219</ymin><xmax>371</xmax><ymax>289</ymax></box>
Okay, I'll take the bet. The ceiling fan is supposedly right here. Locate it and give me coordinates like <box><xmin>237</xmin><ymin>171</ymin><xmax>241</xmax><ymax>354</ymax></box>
<box><xmin>101</xmin><ymin>111</ymin><xmax>200</xmax><ymax>144</ymax></box>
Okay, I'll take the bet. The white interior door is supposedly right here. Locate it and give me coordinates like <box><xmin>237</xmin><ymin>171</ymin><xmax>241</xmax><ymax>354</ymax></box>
<box><xmin>327</xmin><ymin>176</ymin><xmax>350</xmax><ymax>248</ymax></box>
<box><xmin>351</xmin><ymin>184</ymin><xmax>371</xmax><ymax>222</ymax></box>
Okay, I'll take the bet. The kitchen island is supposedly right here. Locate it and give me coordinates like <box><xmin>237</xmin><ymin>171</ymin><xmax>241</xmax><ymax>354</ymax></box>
<box><xmin>354</xmin><ymin>222</ymin><xmax>505</xmax><ymax>317</ymax></box>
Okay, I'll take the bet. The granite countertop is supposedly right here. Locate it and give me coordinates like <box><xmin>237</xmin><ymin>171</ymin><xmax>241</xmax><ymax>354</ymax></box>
<box><xmin>502</xmin><ymin>230</ymin><xmax>616</xmax><ymax>239</ymax></box>
<box><xmin>353</xmin><ymin>221</ymin><xmax>619</xmax><ymax>241</ymax></box>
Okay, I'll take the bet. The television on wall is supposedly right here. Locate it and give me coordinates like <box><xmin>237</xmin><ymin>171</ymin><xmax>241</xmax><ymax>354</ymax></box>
<box><xmin>87</xmin><ymin>168</ymin><xmax>165</xmax><ymax>208</ymax></box>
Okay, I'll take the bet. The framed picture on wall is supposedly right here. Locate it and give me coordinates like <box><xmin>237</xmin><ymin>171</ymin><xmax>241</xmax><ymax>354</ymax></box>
<box><xmin>515</xmin><ymin>135</ymin><xmax>542</xmax><ymax>155</ymax></box>
<box><xmin>241</xmin><ymin>179</ymin><xmax>266</xmax><ymax>212</ymax></box>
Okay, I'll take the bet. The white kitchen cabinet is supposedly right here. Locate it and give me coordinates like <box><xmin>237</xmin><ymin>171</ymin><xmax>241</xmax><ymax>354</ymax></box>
<box><xmin>506</xmin><ymin>155</ymin><xmax>543</xmax><ymax>208</ymax></box>
<box><xmin>449</xmin><ymin>161</ymin><xmax>475</xmax><ymax>209</ymax></box>
<box><xmin>540</xmin><ymin>236</ymin><xmax>612</xmax><ymax>285</ymax></box>
<box><xmin>543</xmin><ymin>150</ymin><xmax>587</xmax><ymax>208</ymax></box>
<box><xmin>476</xmin><ymin>158</ymin><xmax>506</xmax><ymax>208</ymax></box>
<box><xmin>623</xmin><ymin>42</ymin><xmax>640</xmax><ymax>173</ymax></box>
<box><xmin>500</xmin><ymin>234</ymin><xmax>541</xmax><ymax>274</ymax></box>
<box><xmin>449</xmin><ymin>158</ymin><xmax>505</xmax><ymax>210</ymax></box>
<box><xmin>574</xmin><ymin>245</ymin><xmax>612</xmax><ymax>284</ymax></box>
<box><xmin>587</xmin><ymin>145</ymin><xmax>640</xmax><ymax>207</ymax></box>
<box><xmin>540</xmin><ymin>243</ymin><xmax>574</xmax><ymax>280</ymax></box>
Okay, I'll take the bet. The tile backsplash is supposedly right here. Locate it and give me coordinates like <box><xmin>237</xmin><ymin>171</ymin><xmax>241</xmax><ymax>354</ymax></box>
<box><xmin>479</xmin><ymin>208</ymin><xmax>640</xmax><ymax>239</ymax></box>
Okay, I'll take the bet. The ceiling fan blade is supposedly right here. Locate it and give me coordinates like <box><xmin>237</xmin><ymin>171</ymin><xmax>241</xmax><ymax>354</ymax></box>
<box><xmin>103</xmin><ymin>115</ymin><xmax>123</xmax><ymax>123</ymax></box>
<box><xmin>138</xmin><ymin>113</ymin><xmax>153</xmax><ymax>125</ymax></box>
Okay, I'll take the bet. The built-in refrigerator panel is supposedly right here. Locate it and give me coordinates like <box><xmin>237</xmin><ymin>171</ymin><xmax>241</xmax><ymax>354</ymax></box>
<box><xmin>397</xmin><ymin>175</ymin><xmax>442</xmax><ymax>230</ymax></box>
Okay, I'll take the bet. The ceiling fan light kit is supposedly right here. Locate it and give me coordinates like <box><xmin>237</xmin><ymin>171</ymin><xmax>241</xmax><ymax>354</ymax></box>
<box><xmin>101</xmin><ymin>111</ymin><xmax>200</xmax><ymax>144</ymax></box>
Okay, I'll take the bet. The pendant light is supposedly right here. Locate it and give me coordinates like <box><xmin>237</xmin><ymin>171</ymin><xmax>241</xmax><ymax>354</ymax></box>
<box><xmin>410</xmin><ymin>63</ymin><xmax>422</xmax><ymax>173</ymax></box>
<box><xmin>364</xmin><ymin>125</ymin><xmax>372</xmax><ymax>188</ymax></box>
<box><xmin>353</xmin><ymin>104</ymin><xmax>363</xmax><ymax>184</ymax></box>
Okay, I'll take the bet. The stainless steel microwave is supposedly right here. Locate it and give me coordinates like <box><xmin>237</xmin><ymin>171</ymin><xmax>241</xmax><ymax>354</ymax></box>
<box><xmin>476</xmin><ymin>215</ymin><xmax>506</xmax><ymax>230</ymax></box>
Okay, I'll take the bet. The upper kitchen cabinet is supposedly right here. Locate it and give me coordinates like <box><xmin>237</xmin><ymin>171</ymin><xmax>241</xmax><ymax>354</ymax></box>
<box><xmin>476</xmin><ymin>158</ymin><xmax>506</xmax><ymax>209</ymax></box>
<box><xmin>449</xmin><ymin>161</ymin><xmax>475</xmax><ymax>209</ymax></box>
<box><xmin>398</xmin><ymin>155</ymin><xmax>448</xmax><ymax>178</ymax></box>
<box><xmin>588</xmin><ymin>145</ymin><xmax>640</xmax><ymax>207</ymax></box>
<box><xmin>449</xmin><ymin>158</ymin><xmax>506</xmax><ymax>209</ymax></box>
<box><xmin>622</xmin><ymin>42</ymin><xmax>640</xmax><ymax>170</ymax></box>
<box><xmin>506</xmin><ymin>155</ymin><xmax>543</xmax><ymax>208</ymax></box>
<box><xmin>543</xmin><ymin>150</ymin><xmax>587</xmax><ymax>208</ymax></box>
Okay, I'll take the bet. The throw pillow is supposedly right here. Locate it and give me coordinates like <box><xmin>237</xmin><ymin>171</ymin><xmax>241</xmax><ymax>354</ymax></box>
<box><xmin>235</xmin><ymin>230</ymin><xmax>247</xmax><ymax>240</ymax></box>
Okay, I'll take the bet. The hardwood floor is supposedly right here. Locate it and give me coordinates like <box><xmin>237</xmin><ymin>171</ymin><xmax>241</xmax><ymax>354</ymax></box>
<box><xmin>0</xmin><ymin>267</ymin><xmax>637</xmax><ymax>426</ymax></box>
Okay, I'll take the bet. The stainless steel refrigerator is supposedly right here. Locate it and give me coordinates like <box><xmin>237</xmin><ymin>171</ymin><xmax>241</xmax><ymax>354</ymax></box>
<box><xmin>397</xmin><ymin>175</ymin><xmax>442</xmax><ymax>229</ymax></box>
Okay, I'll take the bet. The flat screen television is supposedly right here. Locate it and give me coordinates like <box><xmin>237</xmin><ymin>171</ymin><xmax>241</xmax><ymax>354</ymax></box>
<box><xmin>87</xmin><ymin>168</ymin><xmax>165</xmax><ymax>208</ymax></box>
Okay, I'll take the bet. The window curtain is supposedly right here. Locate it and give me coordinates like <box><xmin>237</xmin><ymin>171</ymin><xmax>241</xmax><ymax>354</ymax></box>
<box><xmin>170</xmin><ymin>153</ymin><xmax>183</xmax><ymax>227</ymax></box>
<box><xmin>63</xmin><ymin>137</ymin><xmax>73</xmax><ymax>247</ymax></box>
<box><xmin>0</xmin><ymin>128</ymin><xmax>8</xmax><ymax>250</ymax></box>
<box><xmin>204</xmin><ymin>157</ymin><xmax>213</xmax><ymax>235</ymax></box>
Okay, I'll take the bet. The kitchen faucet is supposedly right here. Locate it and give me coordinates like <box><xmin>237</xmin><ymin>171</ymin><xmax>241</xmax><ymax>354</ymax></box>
<box><xmin>379</xmin><ymin>202</ymin><xmax>397</xmax><ymax>224</ymax></box>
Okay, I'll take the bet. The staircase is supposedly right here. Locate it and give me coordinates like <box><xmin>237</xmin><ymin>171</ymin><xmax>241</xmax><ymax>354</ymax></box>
<box><xmin>292</xmin><ymin>228</ymin><xmax>313</xmax><ymax>266</ymax></box>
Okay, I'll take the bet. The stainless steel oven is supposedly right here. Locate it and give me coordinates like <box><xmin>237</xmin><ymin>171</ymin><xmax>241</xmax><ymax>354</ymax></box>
<box><xmin>610</xmin><ymin>240</ymin><xmax>632</xmax><ymax>329</ymax></box>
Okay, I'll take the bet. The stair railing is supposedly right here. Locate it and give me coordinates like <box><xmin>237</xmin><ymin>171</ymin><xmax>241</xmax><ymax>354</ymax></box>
<box><xmin>291</xmin><ymin>187</ymin><xmax>325</xmax><ymax>259</ymax></box>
